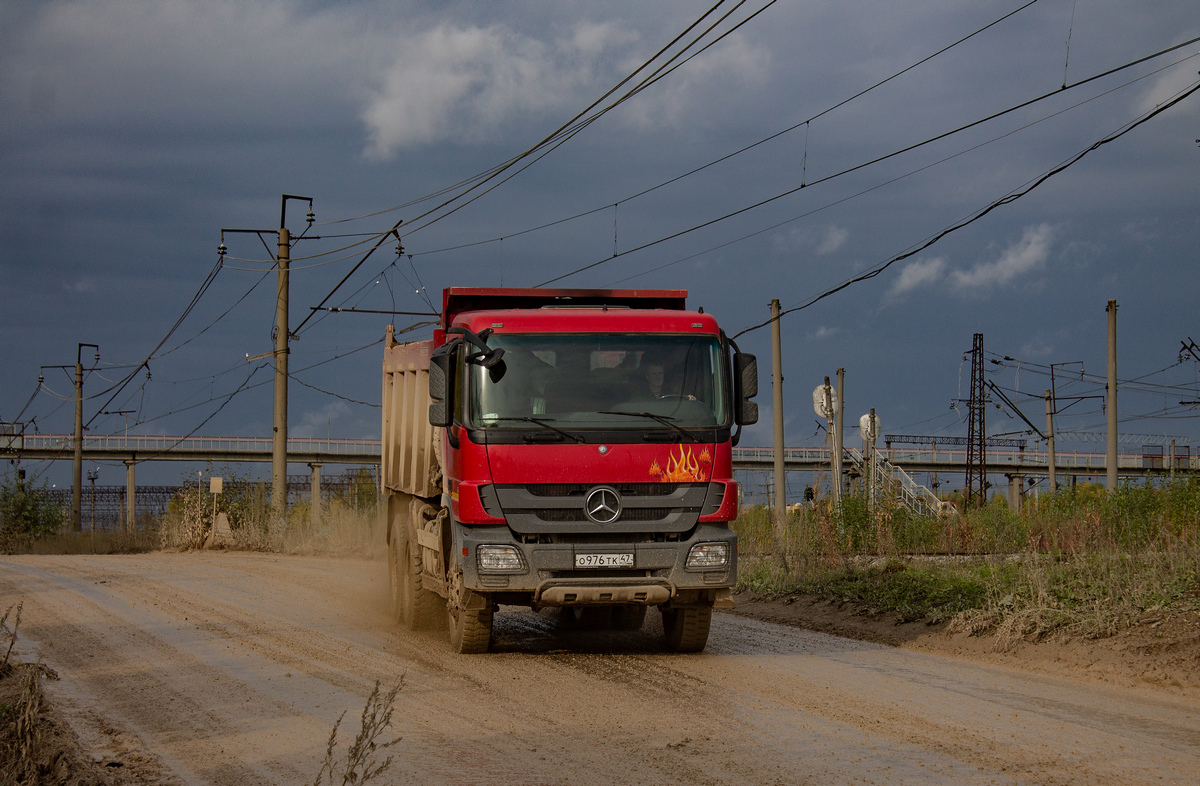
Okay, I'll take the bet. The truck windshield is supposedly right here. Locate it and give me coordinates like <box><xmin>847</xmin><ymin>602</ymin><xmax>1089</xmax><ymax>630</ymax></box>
<box><xmin>470</xmin><ymin>334</ymin><xmax>727</xmax><ymax>430</ymax></box>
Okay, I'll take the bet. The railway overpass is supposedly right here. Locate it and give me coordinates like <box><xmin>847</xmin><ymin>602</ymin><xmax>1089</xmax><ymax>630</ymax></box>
<box><xmin>7</xmin><ymin>433</ymin><xmax>1195</xmax><ymax>487</ymax></box>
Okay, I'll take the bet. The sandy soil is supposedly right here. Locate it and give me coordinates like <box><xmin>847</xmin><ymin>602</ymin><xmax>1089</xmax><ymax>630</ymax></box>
<box><xmin>1</xmin><ymin>552</ymin><xmax>1197</xmax><ymax>785</ymax></box>
<box><xmin>731</xmin><ymin>593</ymin><xmax>1200</xmax><ymax>696</ymax></box>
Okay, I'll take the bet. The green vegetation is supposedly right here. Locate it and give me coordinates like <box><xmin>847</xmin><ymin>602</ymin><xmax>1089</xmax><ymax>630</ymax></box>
<box><xmin>0</xmin><ymin>476</ymin><xmax>64</xmax><ymax>548</ymax></box>
<box><xmin>157</xmin><ymin>464</ymin><xmax>385</xmax><ymax>556</ymax></box>
<box><xmin>734</xmin><ymin>479</ymin><xmax>1200</xmax><ymax>645</ymax></box>
<box><xmin>0</xmin><ymin>464</ymin><xmax>384</xmax><ymax>558</ymax></box>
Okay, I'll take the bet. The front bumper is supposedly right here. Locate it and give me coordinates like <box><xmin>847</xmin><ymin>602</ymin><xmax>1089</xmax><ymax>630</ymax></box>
<box><xmin>457</xmin><ymin>521</ymin><xmax>737</xmax><ymax>607</ymax></box>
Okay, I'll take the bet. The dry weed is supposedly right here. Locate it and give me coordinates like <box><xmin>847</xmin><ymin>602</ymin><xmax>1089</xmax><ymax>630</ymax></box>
<box><xmin>311</xmin><ymin>676</ymin><xmax>405</xmax><ymax>786</ymax></box>
<box><xmin>1</xmin><ymin>663</ymin><xmax>46</xmax><ymax>784</ymax></box>
<box><xmin>1</xmin><ymin>602</ymin><xmax>21</xmax><ymax>675</ymax></box>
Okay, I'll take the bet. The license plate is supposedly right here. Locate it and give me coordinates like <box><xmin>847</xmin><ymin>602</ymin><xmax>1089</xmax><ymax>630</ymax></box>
<box><xmin>575</xmin><ymin>552</ymin><xmax>634</xmax><ymax>568</ymax></box>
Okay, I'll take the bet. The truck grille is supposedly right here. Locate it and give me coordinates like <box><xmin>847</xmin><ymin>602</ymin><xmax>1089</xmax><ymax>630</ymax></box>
<box><xmin>517</xmin><ymin>507</ymin><xmax>675</xmax><ymax>523</ymax></box>
<box><xmin>494</xmin><ymin>482</ymin><xmax>711</xmax><ymax>534</ymax></box>
<box><xmin>524</xmin><ymin>483</ymin><xmax>679</xmax><ymax>497</ymax></box>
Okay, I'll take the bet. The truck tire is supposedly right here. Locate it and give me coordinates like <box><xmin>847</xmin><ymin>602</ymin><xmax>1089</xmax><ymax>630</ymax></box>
<box><xmin>611</xmin><ymin>605</ymin><xmax>647</xmax><ymax>632</ymax></box>
<box><xmin>448</xmin><ymin>603</ymin><xmax>493</xmax><ymax>654</ymax></box>
<box><xmin>661</xmin><ymin>604</ymin><xmax>713</xmax><ymax>653</ymax></box>
<box><xmin>391</xmin><ymin>524</ymin><xmax>438</xmax><ymax>630</ymax></box>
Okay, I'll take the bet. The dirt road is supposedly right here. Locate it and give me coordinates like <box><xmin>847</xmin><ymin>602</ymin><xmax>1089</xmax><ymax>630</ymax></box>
<box><xmin>1</xmin><ymin>553</ymin><xmax>1196</xmax><ymax>784</ymax></box>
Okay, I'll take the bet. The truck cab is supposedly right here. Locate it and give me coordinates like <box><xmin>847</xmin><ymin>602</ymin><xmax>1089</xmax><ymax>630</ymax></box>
<box><xmin>382</xmin><ymin>288</ymin><xmax>758</xmax><ymax>653</ymax></box>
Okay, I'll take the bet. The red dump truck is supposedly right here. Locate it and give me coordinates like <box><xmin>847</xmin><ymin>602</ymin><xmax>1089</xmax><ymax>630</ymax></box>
<box><xmin>381</xmin><ymin>287</ymin><xmax>759</xmax><ymax>653</ymax></box>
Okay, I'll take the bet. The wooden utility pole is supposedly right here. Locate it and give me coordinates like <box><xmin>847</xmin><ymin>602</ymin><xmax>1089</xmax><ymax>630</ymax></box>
<box><xmin>1106</xmin><ymin>299</ymin><xmax>1118</xmax><ymax>491</ymax></box>
<box><xmin>770</xmin><ymin>299</ymin><xmax>788</xmax><ymax>567</ymax></box>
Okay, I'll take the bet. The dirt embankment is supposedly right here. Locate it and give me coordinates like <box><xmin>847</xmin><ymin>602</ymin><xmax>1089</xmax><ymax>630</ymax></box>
<box><xmin>731</xmin><ymin>591</ymin><xmax>1200</xmax><ymax>695</ymax></box>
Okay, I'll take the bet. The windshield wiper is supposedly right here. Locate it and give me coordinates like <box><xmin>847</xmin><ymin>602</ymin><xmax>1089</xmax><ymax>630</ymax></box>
<box><xmin>597</xmin><ymin>411</ymin><xmax>705</xmax><ymax>443</ymax></box>
<box><xmin>493</xmin><ymin>416</ymin><xmax>584</xmax><ymax>443</ymax></box>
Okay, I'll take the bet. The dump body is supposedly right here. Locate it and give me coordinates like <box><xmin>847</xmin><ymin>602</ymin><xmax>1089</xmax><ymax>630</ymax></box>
<box><xmin>381</xmin><ymin>329</ymin><xmax>440</xmax><ymax>499</ymax></box>
<box><xmin>381</xmin><ymin>287</ymin><xmax>757</xmax><ymax>653</ymax></box>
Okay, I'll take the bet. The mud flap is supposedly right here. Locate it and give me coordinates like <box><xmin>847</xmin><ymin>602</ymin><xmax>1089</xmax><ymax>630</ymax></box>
<box><xmin>713</xmin><ymin>588</ymin><xmax>735</xmax><ymax>609</ymax></box>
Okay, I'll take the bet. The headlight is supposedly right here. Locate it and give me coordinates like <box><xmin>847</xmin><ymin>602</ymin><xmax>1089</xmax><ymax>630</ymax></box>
<box><xmin>477</xmin><ymin>544</ymin><xmax>526</xmax><ymax>573</ymax></box>
<box><xmin>686</xmin><ymin>542</ymin><xmax>730</xmax><ymax>570</ymax></box>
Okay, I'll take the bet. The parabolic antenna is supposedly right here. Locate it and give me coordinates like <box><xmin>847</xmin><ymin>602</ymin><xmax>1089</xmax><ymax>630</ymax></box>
<box><xmin>812</xmin><ymin>385</ymin><xmax>838</xmax><ymax>419</ymax></box>
<box><xmin>859</xmin><ymin>412</ymin><xmax>880</xmax><ymax>443</ymax></box>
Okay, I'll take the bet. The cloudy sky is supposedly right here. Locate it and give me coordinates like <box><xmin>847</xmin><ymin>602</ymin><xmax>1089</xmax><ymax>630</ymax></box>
<box><xmin>2</xmin><ymin>0</ymin><xmax>1198</xmax><ymax>491</ymax></box>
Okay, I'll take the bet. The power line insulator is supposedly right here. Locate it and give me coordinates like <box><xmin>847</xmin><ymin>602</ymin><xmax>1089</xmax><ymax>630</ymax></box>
<box><xmin>218</xmin><ymin>243</ymin><xmax>227</xmax><ymax>257</ymax></box>
<box><xmin>306</xmin><ymin>208</ymin><xmax>315</xmax><ymax>226</ymax></box>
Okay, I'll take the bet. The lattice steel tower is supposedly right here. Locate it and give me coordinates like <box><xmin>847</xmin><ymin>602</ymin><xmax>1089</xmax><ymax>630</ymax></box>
<box><xmin>965</xmin><ymin>333</ymin><xmax>987</xmax><ymax>507</ymax></box>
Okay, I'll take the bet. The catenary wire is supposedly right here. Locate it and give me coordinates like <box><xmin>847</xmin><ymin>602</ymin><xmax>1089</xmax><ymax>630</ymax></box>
<box><xmin>728</xmin><ymin>78</ymin><xmax>1200</xmax><ymax>339</ymax></box>
<box><xmin>412</xmin><ymin>0</ymin><xmax>1045</xmax><ymax>261</ymax></box>
<box><xmin>536</xmin><ymin>40</ymin><xmax>1200</xmax><ymax>288</ymax></box>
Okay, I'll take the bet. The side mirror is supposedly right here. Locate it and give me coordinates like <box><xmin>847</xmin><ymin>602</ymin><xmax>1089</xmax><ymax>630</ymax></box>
<box><xmin>428</xmin><ymin>351</ymin><xmax>452</xmax><ymax>427</ymax></box>
<box><xmin>733</xmin><ymin>352</ymin><xmax>759</xmax><ymax>426</ymax></box>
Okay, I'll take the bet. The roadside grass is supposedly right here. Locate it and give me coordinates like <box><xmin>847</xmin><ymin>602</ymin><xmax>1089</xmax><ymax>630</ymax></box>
<box><xmin>734</xmin><ymin>479</ymin><xmax>1200</xmax><ymax>646</ymax></box>
<box><xmin>158</xmin><ymin>492</ymin><xmax>385</xmax><ymax>558</ymax></box>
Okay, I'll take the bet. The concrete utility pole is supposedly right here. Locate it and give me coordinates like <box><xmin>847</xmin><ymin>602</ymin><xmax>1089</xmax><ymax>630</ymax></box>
<box><xmin>309</xmin><ymin>462</ymin><xmax>323</xmax><ymax>530</ymax></box>
<box><xmin>823</xmin><ymin>376</ymin><xmax>840</xmax><ymax>508</ymax></box>
<box><xmin>71</xmin><ymin>343</ymin><xmax>99</xmax><ymax>532</ymax></box>
<box><xmin>223</xmin><ymin>195</ymin><xmax>312</xmax><ymax>528</ymax></box>
<box><xmin>770</xmin><ymin>299</ymin><xmax>786</xmax><ymax>547</ymax></box>
<box><xmin>73</xmin><ymin>358</ymin><xmax>83</xmax><ymax>531</ymax></box>
<box><xmin>866</xmin><ymin>408</ymin><xmax>878</xmax><ymax>516</ymax></box>
<box><xmin>273</xmin><ymin>224</ymin><xmax>290</xmax><ymax>524</ymax></box>
<box><xmin>1106</xmin><ymin>299</ymin><xmax>1118</xmax><ymax>491</ymax></box>
<box><xmin>125</xmin><ymin>460</ymin><xmax>136</xmax><ymax>532</ymax></box>
<box><xmin>1045</xmin><ymin>389</ymin><xmax>1057</xmax><ymax>493</ymax></box>
<box><xmin>835</xmin><ymin>367</ymin><xmax>844</xmax><ymax>506</ymax></box>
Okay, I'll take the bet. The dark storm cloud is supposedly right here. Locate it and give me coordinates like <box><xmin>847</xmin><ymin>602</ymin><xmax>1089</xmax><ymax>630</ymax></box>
<box><xmin>2</xmin><ymin>0</ymin><xmax>1198</xmax><ymax>486</ymax></box>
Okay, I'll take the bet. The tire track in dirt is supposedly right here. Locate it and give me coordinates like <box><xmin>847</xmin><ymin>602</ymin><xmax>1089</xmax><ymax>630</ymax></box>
<box><xmin>2</xmin><ymin>553</ymin><xmax>1197</xmax><ymax>785</ymax></box>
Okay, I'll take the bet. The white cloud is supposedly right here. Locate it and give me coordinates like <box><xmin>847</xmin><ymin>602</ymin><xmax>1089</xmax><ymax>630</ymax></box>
<box><xmin>771</xmin><ymin>224</ymin><xmax>848</xmax><ymax>256</ymax></box>
<box><xmin>616</xmin><ymin>32</ymin><xmax>768</xmax><ymax>130</ymax></box>
<box><xmin>293</xmin><ymin>401</ymin><xmax>350</xmax><ymax>439</ymax></box>
<box><xmin>1137</xmin><ymin>66</ymin><xmax>1200</xmax><ymax>117</ymax></box>
<box><xmin>64</xmin><ymin>276</ymin><xmax>99</xmax><ymax>294</ymax></box>
<box><xmin>807</xmin><ymin>326</ymin><xmax>840</xmax><ymax>340</ymax></box>
<box><xmin>363</xmin><ymin>22</ymin><xmax>638</xmax><ymax>157</ymax></box>
<box><xmin>816</xmin><ymin>225</ymin><xmax>849</xmax><ymax>255</ymax></box>
<box><xmin>888</xmin><ymin>257</ymin><xmax>946</xmax><ymax>297</ymax></box>
<box><xmin>951</xmin><ymin>223</ymin><xmax>1054</xmax><ymax>290</ymax></box>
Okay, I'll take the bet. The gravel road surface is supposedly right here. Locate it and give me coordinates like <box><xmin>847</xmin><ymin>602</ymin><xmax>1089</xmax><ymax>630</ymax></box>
<box><xmin>1</xmin><ymin>553</ymin><xmax>1196</xmax><ymax>784</ymax></box>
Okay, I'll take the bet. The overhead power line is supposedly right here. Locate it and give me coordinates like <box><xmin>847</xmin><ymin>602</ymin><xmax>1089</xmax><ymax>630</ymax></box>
<box><xmin>536</xmin><ymin>36</ymin><xmax>1200</xmax><ymax>288</ymax></box>
<box><xmin>730</xmin><ymin>77</ymin><xmax>1200</xmax><ymax>339</ymax></box>
<box><xmin>412</xmin><ymin>0</ymin><xmax>1044</xmax><ymax>262</ymax></box>
<box><xmin>292</xmin><ymin>1</ymin><xmax>777</xmax><ymax>336</ymax></box>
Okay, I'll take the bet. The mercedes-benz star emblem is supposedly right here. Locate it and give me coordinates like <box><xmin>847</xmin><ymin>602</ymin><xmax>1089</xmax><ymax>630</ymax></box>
<box><xmin>584</xmin><ymin>486</ymin><xmax>621</xmax><ymax>524</ymax></box>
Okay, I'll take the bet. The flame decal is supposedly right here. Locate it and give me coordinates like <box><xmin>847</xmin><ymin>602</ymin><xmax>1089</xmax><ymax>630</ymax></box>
<box><xmin>651</xmin><ymin>444</ymin><xmax>711</xmax><ymax>482</ymax></box>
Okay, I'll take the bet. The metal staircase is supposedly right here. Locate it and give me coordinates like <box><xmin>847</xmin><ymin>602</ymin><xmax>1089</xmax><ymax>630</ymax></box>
<box><xmin>845</xmin><ymin>448</ymin><xmax>946</xmax><ymax>517</ymax></box>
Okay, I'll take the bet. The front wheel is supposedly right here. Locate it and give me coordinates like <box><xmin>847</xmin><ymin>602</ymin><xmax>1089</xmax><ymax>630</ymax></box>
<box><xmin>661</xmin><ymin>604</ymin><xmax>712</xmax><ymax>653</ymax></box>
<box><xmin>448</xmin><ymin>603</ymin><xmax>493</xmax><ymax>654</ymax></box>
